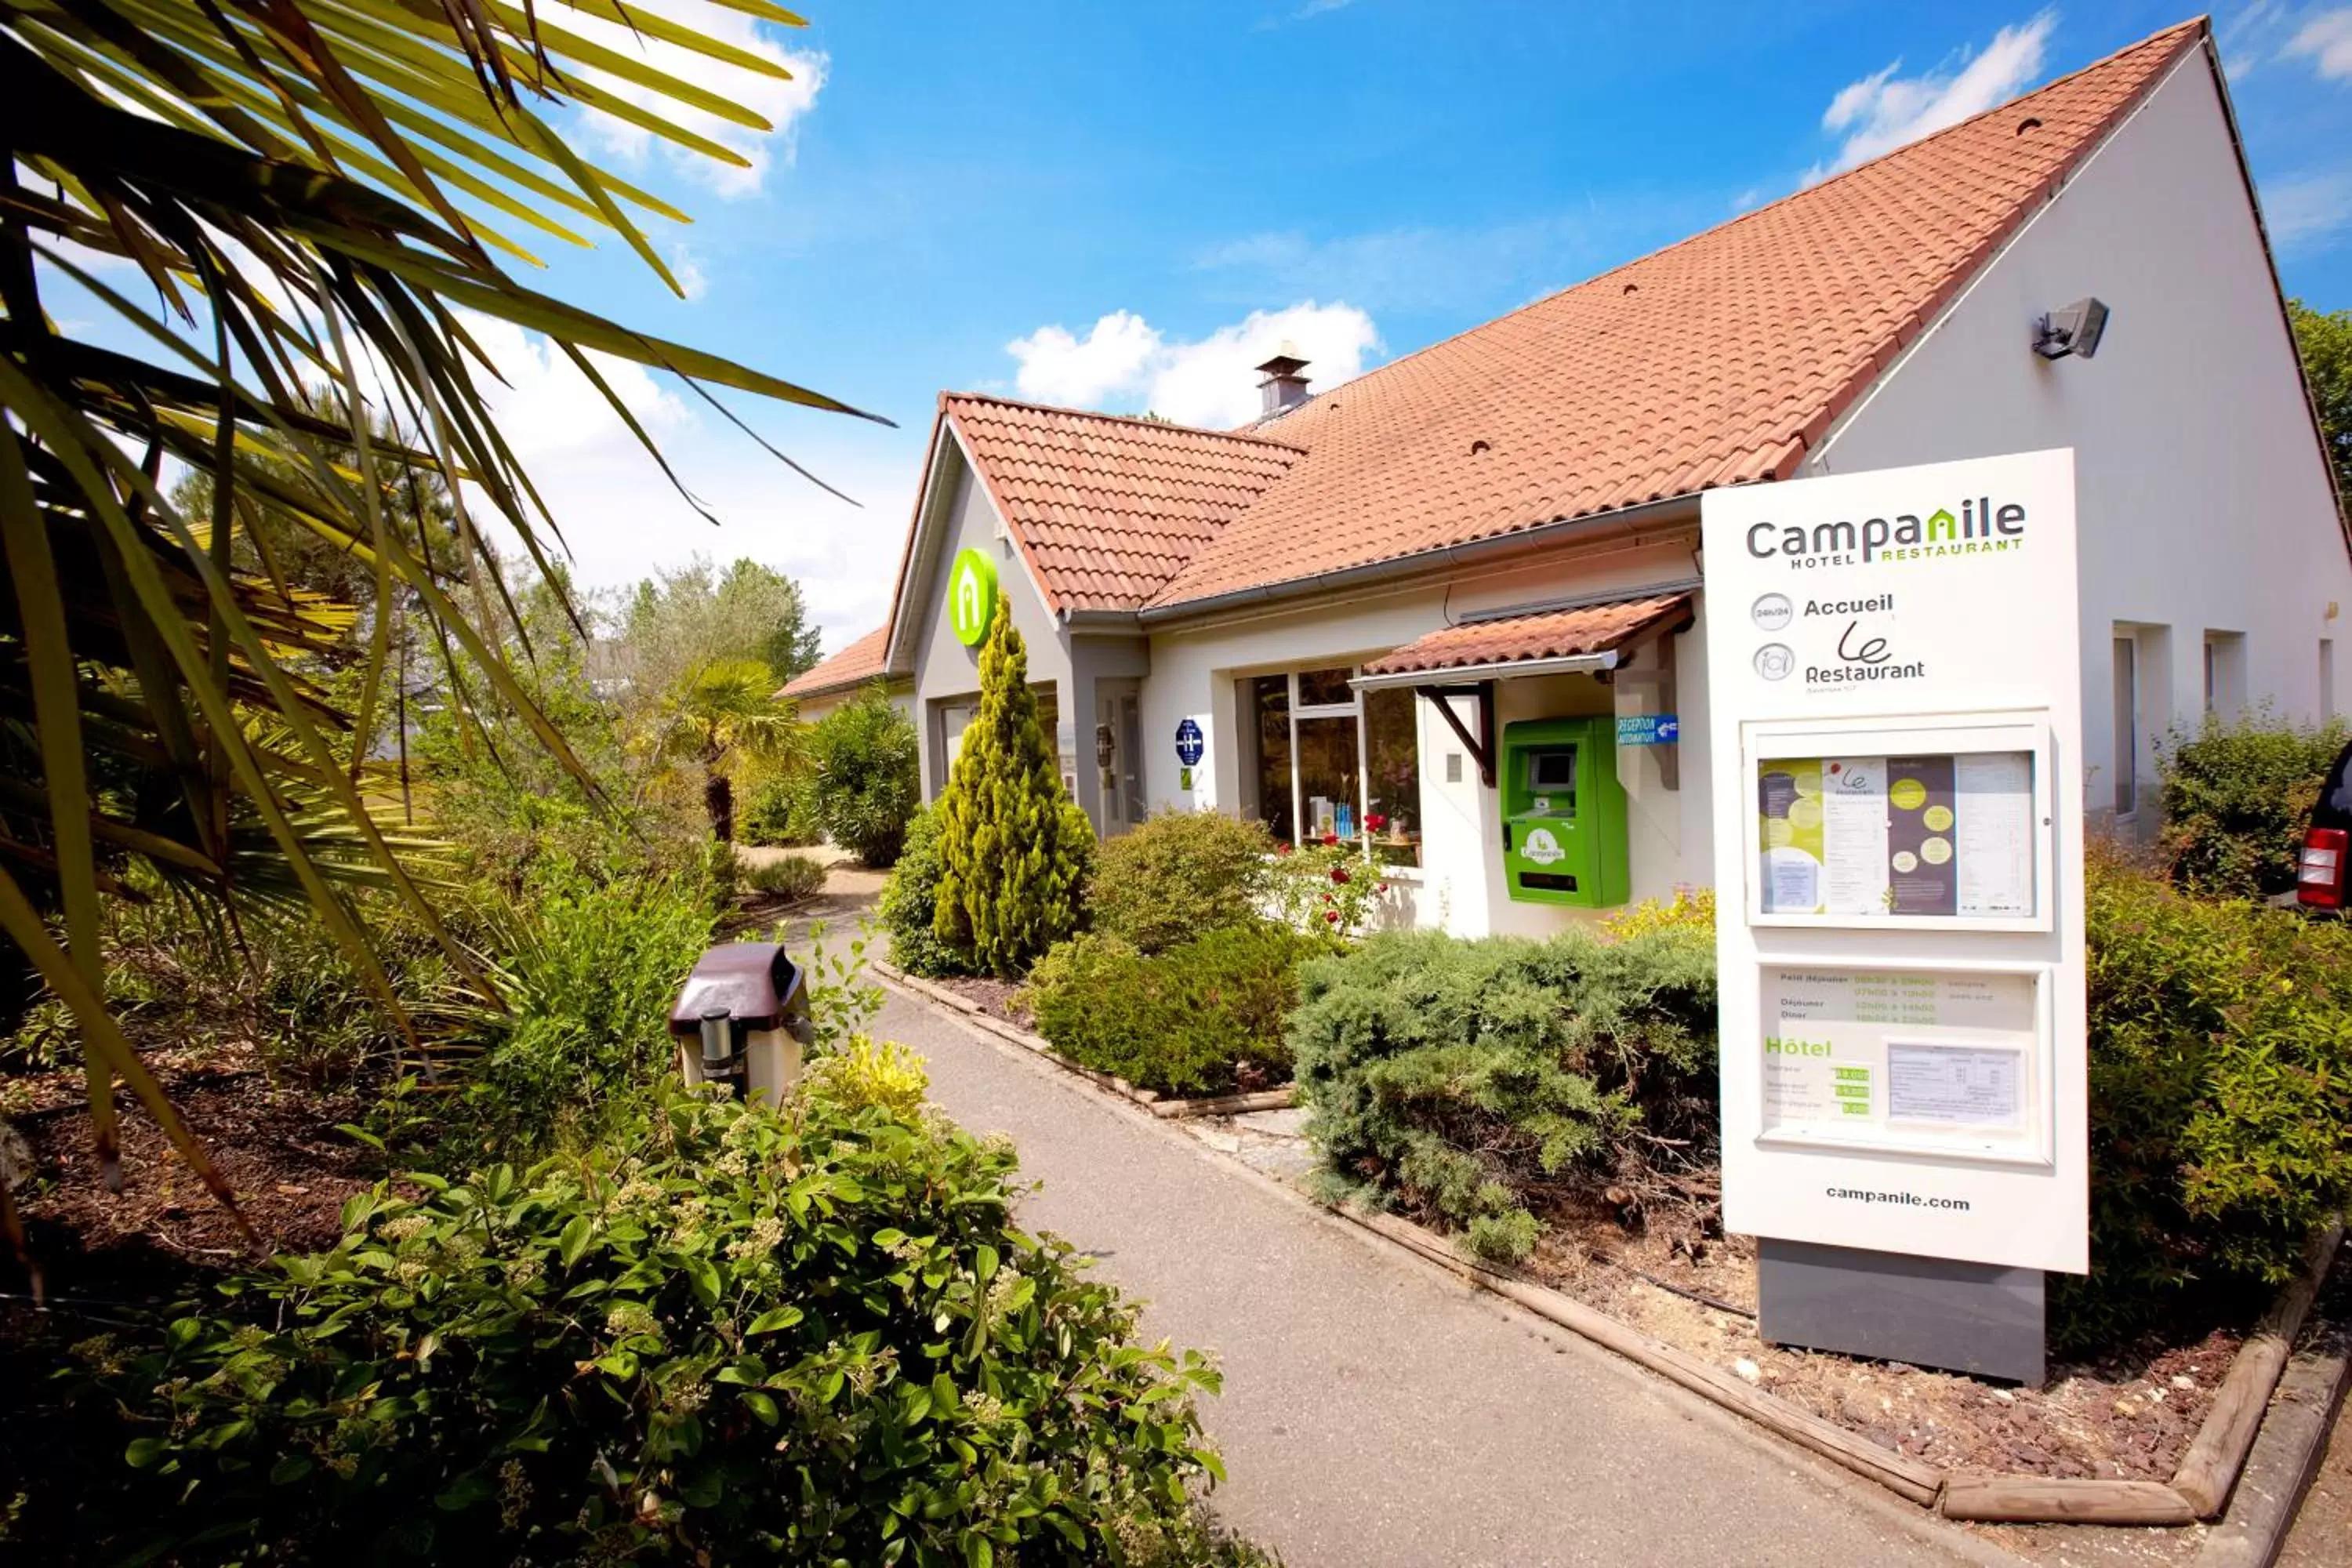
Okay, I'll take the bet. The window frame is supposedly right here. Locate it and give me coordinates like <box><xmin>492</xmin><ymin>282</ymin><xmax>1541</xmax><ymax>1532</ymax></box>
<box><xmin>1245</xmin><ymin>665</ymin><xmax>1419</xmax><ymax>867</ymax></box>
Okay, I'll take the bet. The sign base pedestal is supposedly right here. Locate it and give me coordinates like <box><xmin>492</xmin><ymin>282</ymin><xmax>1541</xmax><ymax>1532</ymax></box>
<box><xmin>1757</xmin><ymin>1238</ymin><xmax>2045</xmax><ymax>1387</ymax></box>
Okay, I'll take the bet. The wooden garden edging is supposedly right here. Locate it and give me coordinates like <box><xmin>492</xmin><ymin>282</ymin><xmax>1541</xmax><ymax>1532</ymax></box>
<box><xmin>1333</xmin><ymin>1208</ymin><xmax>2341</xmax><ymax>1527</ymax></box>
<box><xmin>873</xmin><ymin>961</ymin><xmax>1295</xmax><ymax>1120</ymax></box>
<box><xmin>880</xmin><ymin>965</ymin><xmax>2343</xmax><ymax>1527</ymax></box>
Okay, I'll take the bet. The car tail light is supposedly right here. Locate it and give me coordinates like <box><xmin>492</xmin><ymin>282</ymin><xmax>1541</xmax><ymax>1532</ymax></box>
<box><xmin>2299</xmin><ymin>828</ymin><xmax>2347</xmax><ymax>909</ymax></box>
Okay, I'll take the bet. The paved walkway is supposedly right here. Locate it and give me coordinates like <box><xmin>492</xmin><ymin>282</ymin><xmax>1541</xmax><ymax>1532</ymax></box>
<box><xmin>880</xmin><ymin>986</ymin><xmax>2020</xmax><ymax>1568</ymax></box>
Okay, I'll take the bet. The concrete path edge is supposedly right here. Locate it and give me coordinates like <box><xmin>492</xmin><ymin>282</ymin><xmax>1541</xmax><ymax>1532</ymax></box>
<box><xmin>2193</xmin><ymin>1283</ymin><xmax>2352</xmax><ymax>1568</ymax></box>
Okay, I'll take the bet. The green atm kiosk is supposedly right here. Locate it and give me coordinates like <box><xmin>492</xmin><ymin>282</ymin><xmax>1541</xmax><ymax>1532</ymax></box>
<box><xmin>1501</xmin><ymin>717</ymin><xmax>1630</xmax><ymax>906</ymax></box>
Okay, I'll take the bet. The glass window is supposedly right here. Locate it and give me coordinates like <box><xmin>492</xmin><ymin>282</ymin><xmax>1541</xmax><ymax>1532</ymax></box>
<box><xmin>1243</xmin><ymin>666</ymin><xmax>1423</xmax><ymax>864</ymax></box>
<box><xmin>1250</xmin><ymin>674</ymin><xmax>1293</xmax><ymax>844</ymax></box>
<box><xmin>1363</xmin><ymin>686</ymin><xmax>1422</xmax><ymax>867</ymax></box>
<box><xmin>1297</xmin><ymin>714</ymin><xmax>1359</xmax><ymax>843</ymax></box>
<box><xmin>1296</xmin><ymin>666</ymin><xmax>1355</xmax><ymax>709</ymax></box>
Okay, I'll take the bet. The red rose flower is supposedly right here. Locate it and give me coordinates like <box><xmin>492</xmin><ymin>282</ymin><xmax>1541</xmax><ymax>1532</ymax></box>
<box><xmin>1325</xmin><ymin>910</ymin><xmax>1341</xmax><ymax>924</ymax></box>
<box><xmin>1330</xmin><ymin>866</ymin><xmax>1350</xmax><ymax>885</ymax></box>
<box><xmin>1366</xmin><ymin>813</ymin><xmax>1388</xmax><ymax>832</ymax></box>
<box><xmin>1276</xmin><ymin>841</ymin><xmax>1294</xmax><ymax>855</ymax></box>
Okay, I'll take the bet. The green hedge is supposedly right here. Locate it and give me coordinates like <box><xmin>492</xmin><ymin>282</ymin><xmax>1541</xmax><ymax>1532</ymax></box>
<box><xmin>737</xmin><ymin>771</ymin><xmax>822</xmax><ymax>848</ymax></box>
<box><xmin>2060</xmin><ymin>848</ymin><xmax>2352</xmax><ymax>1347</ymax></box>
<box><xmin>1088</xmin><ymin>809</ymin><xmax>1275</xmax><ymax>955</ymax></box>
<box><xmin>810</xmin><ymin>687</ymin><xmax>921</xmax><ymax>868</ymax></box>
<box><xmin>1025</xmin><ymin>923</ymin><xmax>1317</xmax><ymax>1096</ymax></box>
<box><xmin>879</xmin><ymin>805</ymin><xmax>972</xmax><ymax>978</ymax></box>
<box><xmin>65</xmin><ymin>1077</ymin><xmax>1239</xmax><ymax>1566</ymax></box>
<box><xmin>2158</xmin><ymin>710</ymin><xmax>2347</xmax><ymax>898</ymax></box>
<box><xmin>1287</xmin><ymin>924</ymin><xmax>1717</xmax><ymax>1262</ymax></box>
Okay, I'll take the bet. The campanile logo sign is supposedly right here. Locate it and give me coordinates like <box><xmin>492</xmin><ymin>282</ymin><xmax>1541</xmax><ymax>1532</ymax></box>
<box><xmin>949</xmin><ymin>548</ymin><xmax>998</xmax><ymax>648</ymax></box>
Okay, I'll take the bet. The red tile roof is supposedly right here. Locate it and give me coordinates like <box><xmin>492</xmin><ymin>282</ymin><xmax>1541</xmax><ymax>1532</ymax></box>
<box><xmin>931</xmin><ymin>19</ymin><xmax>2206</xmax><ymax>618</ymax></box>
<box><xmin>779</xmin><ymin>624</ymin><xmax>891</xmax><ymax>700</ymax></box>
<box><xmin>1359</xmin><ymin>594</ymin><xmax>1695</xmax><ymax>679</ymax></box>
<box><xmin>944</xmin><ymin>395</ymin><xmax>1305</xmax><ymax>612</ymax></box>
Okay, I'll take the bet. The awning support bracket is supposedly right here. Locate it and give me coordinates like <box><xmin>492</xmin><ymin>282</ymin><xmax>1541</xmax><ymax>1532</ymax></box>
<box><xmin>1417</xmin><ymin>682</ymin><xmax>1496</xmax><ymax>789</ymax></box>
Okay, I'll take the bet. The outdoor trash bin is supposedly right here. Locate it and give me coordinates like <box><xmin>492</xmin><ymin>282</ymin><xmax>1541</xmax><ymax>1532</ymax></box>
<box><xmin>666</xmin><ymin>942</ymin><xmax>813</xmax><ymax>1105</ymax></box>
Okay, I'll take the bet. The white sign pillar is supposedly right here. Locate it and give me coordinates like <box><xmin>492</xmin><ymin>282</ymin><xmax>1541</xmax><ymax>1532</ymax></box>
<box><xmin>1700</xmin><ymin>449</ymin><xmax>2087</xmax><ymax>1382</ymax></box>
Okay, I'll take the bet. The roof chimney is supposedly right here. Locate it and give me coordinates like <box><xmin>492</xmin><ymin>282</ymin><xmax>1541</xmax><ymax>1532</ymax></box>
<box><xmin>1254</xmin><ymin>343</ymin><xmax>1311</xmax><ymax>417</ymax></box>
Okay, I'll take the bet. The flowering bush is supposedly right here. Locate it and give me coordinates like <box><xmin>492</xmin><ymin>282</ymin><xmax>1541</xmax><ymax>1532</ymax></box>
<box><xmin>1266</xmin><ymin>843</ymin><xmax>1388</xmax><ymax>938</ymax></box>
<box><xmin>66</xmin><ymin>1076</ymin><xmax>1236</xmax><ymax>1565</ymax></box>
<box><xmin>1602</xmin><ymin>887</ymin><xmax>1717</xmax><ymax>941</ymax></box>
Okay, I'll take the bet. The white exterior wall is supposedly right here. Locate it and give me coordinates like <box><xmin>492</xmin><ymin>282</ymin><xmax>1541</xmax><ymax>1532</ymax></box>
<box><xmin>1809</xmin><ymin>48</ymin><xmax>2351</xmax><ymax>826</ymax></box>
<box><xmin>791</xmin><ymin>681</ymin><xmax>913</xmax><ymax>727</ymax></box>
<box><xmin>1136</xmin><ymin>535</ymin><xmax>1714</xmax><ymax>935</ymax></box>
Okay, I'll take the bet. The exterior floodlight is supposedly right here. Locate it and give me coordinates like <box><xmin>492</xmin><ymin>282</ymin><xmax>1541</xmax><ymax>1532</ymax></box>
<box><xmin>2033</xmin><ymin>297</ymin><xmax>2110</xmax><ymax>361</ymax></box>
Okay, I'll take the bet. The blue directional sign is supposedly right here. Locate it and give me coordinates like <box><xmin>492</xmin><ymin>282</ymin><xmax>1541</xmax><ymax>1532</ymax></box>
<box><xmin>1175</xmin><ymin>717</ymin><xmax>1206</xmax><ymax>767</ymax></box>
<box><xmin>1616</xmin><ymin>713</ymin><xmax>1680</xmax><ymax>746</ymax></box>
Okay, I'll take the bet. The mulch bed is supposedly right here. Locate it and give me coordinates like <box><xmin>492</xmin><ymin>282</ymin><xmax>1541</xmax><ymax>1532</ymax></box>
<box><xmin>925</xmin><ymin>973</ymin><xmax>1034</xmax><ymax>1029</ymax></box>
<box><xmin>1486</xmin><ymin>1187</ymin><xmax>2246</xmax><ymax>1485</ymax></box>
<box><xmin>2</xmin><ymin>1048</ymin><xmax>390</xmax><ymax>1552</ymax></box>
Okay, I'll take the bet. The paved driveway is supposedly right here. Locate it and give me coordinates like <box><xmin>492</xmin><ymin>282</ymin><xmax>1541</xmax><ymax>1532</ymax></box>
<box><xmin>879</xmin><ymin>986</ymin><xmax>2024</xmax><ymax>1568</ymax></box>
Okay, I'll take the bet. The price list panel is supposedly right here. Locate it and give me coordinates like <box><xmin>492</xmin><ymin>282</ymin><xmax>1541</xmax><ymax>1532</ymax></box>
<box><xmin>1760</xmin><ymin>965</ymin><xmax>2047</xmax><ymax>1163</ymax></box>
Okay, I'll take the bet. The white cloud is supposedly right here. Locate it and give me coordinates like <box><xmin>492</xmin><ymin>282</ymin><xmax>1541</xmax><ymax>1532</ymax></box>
<box><xmin>458</xmin><ymin>312</ymin><xmax>690</xmax><ymax>463</ymax></box>
<box><xmin>2288</xmin><ymin>8</ymin><xmax>2352</xmax><ymax>78</ymax></box>
<box><xmin>430</xmin><ymin>312</ymin><xmax>913</xmax><ymax>652</ymax></box>
<box><xmin>1005</xmin><ymin>301</ymin><xmax>1382</xmax><ymax>427</ymax></box>
<box><xmin>1812</xmin><ymin>12</ymin><xmax>2056</xmax><ymax>178</ymax></box>
<box><xmin>561</xmin><ymin>2</ymin><xmax>826</xmax><ymax>198</ymax></box>
<box><xmin>2263</xmin><ymin>169</ymin><xmax>2352</xmax><ymax>256</ymax></box>
<box><xmin>666</xmin><ymin>245</ymin><xmax>709</xmax><ymax>302</ymax></box>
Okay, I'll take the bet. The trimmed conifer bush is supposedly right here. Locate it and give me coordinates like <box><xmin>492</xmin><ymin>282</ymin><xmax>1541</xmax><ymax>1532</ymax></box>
<box><xmin>933</xmin><ymin>604</ymin><xmax>1094</xmax><ymax>975</ymax></box>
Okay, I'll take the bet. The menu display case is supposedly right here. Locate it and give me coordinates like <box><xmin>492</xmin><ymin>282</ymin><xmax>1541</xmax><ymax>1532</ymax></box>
<box><xmin>1743</xmin><ymin>714</ymin><xmax>2055</xmax><ymax>934</ymax></box>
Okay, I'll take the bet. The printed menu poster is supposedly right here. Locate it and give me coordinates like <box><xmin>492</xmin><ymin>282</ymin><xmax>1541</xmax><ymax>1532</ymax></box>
<box><xmin>1886</xmin><ymin>756</ymin><xmax>1957</xmax><ymax>915</ymax></box>
<box><xmin>1755</xmin><ymin>750</ymin><xmax>2036</xmax><ymax>920</ymax></box>
<box><xmin>1955</xmin><ymin>752</ymin><xmax>2035</xmax><ymax>916</ymax></box>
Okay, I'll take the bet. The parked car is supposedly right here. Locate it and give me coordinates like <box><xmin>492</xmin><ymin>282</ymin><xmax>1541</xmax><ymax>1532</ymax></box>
<box><xmin>2295</xmin><ymin>737</ymin><xmax>2352</xmax><ymax>911</ymax></box>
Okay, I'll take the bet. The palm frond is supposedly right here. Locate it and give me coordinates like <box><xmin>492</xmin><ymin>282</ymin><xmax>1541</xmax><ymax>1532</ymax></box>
<box><xmin>0</xmin><ymin>0</ymin><xmax>876</xmax><ymax>1196</ymax></box>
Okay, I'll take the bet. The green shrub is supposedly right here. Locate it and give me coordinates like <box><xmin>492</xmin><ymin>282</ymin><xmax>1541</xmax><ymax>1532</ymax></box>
<box><xmin>1025</xmin><ymin>923</ymin><xmax>1315</xmax><ymax>1096</ymax></box>
<box><xmin>2158</xmin><ymin>708</ymin><xmax>2347</xmax><ymax>898</ymax></box>
<box><xmin>442</xmin><ymin>862</ymin><xmax>717</xmax><ymax>1160</ymax></box>
<box><xmin>1288</xmin><ymin>925</ymin><xmax>1718</xmax><ymax>1262</ymax></box>
<box><xmin>66</xmin><ymin>1077</ymin><xmax>1233</xmax><ymax>1566</ymax></box>
<box><xmin>1091</xmin><ymin>810</ymin><xmax>1276</xmax><ymax>954</ymax></box>
<box><xmin>934</xmin><ymin>606</ymin><xmax>1093</xmax><ymax>975</ymax></box>
<box><xmin>737</xmin><ymin>770</ymin><xmax>822</xmax><ymax>848</ymax></box>
<box><xmin>744</xmin><ymin>852</ymin><xmax>827</xmax><ymax>902</ymax></box>
<box><xmin>2058</xmin><ymin>848</ymin><xmax>2352</xmax><ymax>1348</ymax></box>
<box><xmin>879</xmin><ymin>806</ymin><xmax>974</xmax><ymax>978</ymax></box>
<box><xmin>811</xmin><ymin>686</ymin><xmax>922</xmax><ymax>867</ymax></box>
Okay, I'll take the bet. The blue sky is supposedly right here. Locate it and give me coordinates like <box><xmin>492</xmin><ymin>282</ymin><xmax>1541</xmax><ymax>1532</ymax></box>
<box><xmin>96</xmin><ymin>3</ymin><xmax>2352</xmax><ymax>648</ymax></box>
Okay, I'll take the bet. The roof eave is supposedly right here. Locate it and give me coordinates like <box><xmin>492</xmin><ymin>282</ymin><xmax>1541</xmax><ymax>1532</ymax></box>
<box><xmin>1135</xmin><ymin>491</ymin><xmax>1703</xmax><ymax>626</ymax></box>
<box><xmin>1352</xmin><ymin>652</ymin><xmax>1621</xmax><ymax>691</ymax></box>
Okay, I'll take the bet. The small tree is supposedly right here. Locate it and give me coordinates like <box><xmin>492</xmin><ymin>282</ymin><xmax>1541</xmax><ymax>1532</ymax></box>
<box><xmin>934</xmin><ymin>605</ymin><xmax>1094</xmax><ymax>974</ymax></box>
<box><xmin>2289</xmin><ymin>298</ymin><xmax>2352</xmax><ymax>516</ymax></box>
<box><xmin>811</xmin><ymin>684</ymin><xmax>921</xmax><ymax>867</ymax></box>
<box><xmin>654</xmin><ymin>659</ymin><xmax>802</xmax><ymax>844</ymax></box>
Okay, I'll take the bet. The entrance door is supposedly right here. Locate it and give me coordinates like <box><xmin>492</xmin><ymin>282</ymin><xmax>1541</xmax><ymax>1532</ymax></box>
<box><xmin>1119</xmin><ymin>694</ymin><xmax>1145</xmax><ymax>827</ymax></box>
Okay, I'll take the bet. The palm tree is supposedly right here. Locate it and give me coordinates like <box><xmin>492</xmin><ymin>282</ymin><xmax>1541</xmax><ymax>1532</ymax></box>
<box><xmin>655</xmin><ymin>659</ymin><xmax>802</xmax><ymax>842</ymax></box>
<box><xmin>0</xmin><ymin>2</ymin><xmax>881</xmax><ymax>1236</ymax></box>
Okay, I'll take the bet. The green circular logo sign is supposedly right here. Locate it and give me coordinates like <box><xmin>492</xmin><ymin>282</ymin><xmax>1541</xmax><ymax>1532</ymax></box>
<box><xmin>949</xmin><ymin>548</ymin><xmax>998</xmax><ymax>648</ymax></box>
